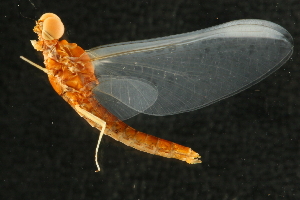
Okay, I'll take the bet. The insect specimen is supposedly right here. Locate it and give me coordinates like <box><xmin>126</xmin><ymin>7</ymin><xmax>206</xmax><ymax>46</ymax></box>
<box><xmin>21</xmin><ymin>13</ymin><xmax>293</xmax><ymax>171</ymax></box>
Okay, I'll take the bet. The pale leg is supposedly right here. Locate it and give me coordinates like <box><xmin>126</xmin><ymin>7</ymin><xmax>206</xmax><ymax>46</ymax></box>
<box><xmin>74</xmin><ymin>105</ymin><xmax>106</xmax><ymax>172</ymax></box>
<box><xmin>20</xmin><ymin>57</ymin><xmax>106</xmax><ymax>171</ymax></box>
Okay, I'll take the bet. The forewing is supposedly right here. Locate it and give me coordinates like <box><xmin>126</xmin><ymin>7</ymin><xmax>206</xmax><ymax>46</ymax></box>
<box><xmin>87</xmin><ymin>19</ymin><xmax>293</xmax><ymax>119</ymax></box>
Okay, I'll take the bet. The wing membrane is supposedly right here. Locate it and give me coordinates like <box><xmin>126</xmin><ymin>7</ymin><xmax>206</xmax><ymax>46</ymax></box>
<box><xmin>87</xmin><ymin>19</ymin><xmax>293</xmax><ymax>119</ymax></box>
<box><xmin>92</xmin><ymin>76</ymin><xmax>158</xmax><ymax>120</ymax></box>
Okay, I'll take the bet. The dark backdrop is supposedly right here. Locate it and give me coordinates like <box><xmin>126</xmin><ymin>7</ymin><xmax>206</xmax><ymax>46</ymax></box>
<box><xmin>1</xmin><ymin>0</ymin><xmax>299</xmax><ymax>199</ymax></box>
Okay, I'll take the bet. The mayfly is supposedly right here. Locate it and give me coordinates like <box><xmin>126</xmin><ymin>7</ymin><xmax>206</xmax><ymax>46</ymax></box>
<box><xmin>21</xmin><ymin>13</ymin><xmax>293</xmax><ymax>172</ymax></box>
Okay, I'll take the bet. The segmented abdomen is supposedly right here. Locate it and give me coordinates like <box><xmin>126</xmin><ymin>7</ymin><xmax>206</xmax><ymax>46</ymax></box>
<box><xmin>82</xmin><ymin>96</ymin><xmax>201</xmax><ymax>164</ymax></box>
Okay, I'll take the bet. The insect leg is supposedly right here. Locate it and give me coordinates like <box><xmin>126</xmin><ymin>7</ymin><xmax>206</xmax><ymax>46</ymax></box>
<box><xmin>20</xmin><ymin>56</ymin><xmax>49</xmax><ymax>74</ymax></box>
<box><xmin>74</xmin><ymin>105</ymin><xmax>106</xmax><ymax>172</ymax></box>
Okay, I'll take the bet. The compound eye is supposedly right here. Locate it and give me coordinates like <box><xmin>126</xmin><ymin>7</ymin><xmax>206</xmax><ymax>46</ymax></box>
<box><xmin>39</xmin><ymin>13</ymin><xmax>60</xmax><ymax>21</ymax></box>
<box><xmin>40</xmin><ymin>13</ymin><xmax>64</xmax><ymax>40</ymax></box>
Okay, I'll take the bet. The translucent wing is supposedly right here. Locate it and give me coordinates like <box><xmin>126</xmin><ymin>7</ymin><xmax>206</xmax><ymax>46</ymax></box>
<box><xmin>92</xmin><ymin>76</ymin><xmax>158</xmax><ymax>120</ymax></box>
<box><xmin>87</xmin><ymin>19</ymin><xmax>293</xmax><ymax>120</ymax></box>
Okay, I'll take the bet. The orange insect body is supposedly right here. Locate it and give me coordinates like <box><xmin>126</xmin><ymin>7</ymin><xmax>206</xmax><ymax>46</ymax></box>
<box><xmin>31</xmin><ymin>13</ymin><xmax>201</xmax><ymax>167</ymax></box>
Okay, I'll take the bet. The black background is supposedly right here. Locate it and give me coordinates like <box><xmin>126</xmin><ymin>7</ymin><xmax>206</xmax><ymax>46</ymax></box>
<box><xmin>1</xmin><ymin>0</ymin><xmax>299</xmax><ymax>199</ymax></box>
